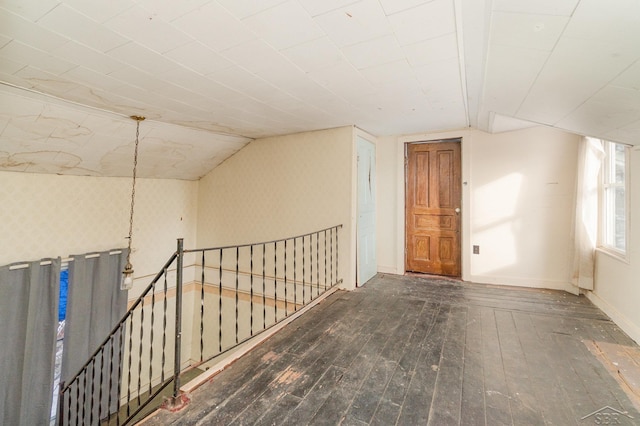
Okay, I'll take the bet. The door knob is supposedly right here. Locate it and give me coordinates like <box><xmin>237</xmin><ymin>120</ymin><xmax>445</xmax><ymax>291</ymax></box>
<box><xmin>455</xmin><ymin>208</ymin><xmax>460</xmax><ymax>214</ymax></box>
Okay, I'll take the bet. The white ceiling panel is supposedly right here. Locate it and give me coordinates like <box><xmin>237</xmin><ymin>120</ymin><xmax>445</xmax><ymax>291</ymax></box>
<box><xmin>490</xmin><ymin>114</ymin><xmax>537</xmax><ymax>133</ymax></box>
<box><xmin>3</xmin><ymin>0</ymin><xmax>640</xmax><ymax>179</ymax></box>
<box><xmin>563</xmin><ymin>0</ymin><xmax>640</xmax><ymax>50</ymax></box>
<box><xmin>388</xmin><ymin>0</ymin><xmax>456</xmax><ymax>46</ymax></box>
<box><xmin>0</xmin><ymin>34</ymin><xmax>10</xmax><ymax>49</ymax></box>
<box><xmin>62</xmin><ymin>0</ymin><xmax>133</xmax><ymax>23</ymax></box>
<box><xmin>0</xmin><ymin>0</ymin><xmax>61</xmax><ymax>22</ymax></box>
<box><xmin>51</xmin><ymin>41</ymin><xmax>127</xmax><ymax>75</ymax></box>
<box><xmin>360</xmin><ymin>60</ymin><xmax>414</xmax><ymax>85</ymax></box>
<box><xmin>403</xmin><ymin>32</ymin><xmax>458</xmax><ymax>67</ymax></box>
<box><xmin>0</xmin><ymin>56</ymin><xmax>24</xmax><ymax>75</ymax></box>
<box><xmin>171</xmin><ymin>2</ymin><xmax>257</xmax><ymax>52</ymax></box>
<box><xmin>492</xmin><ymin>0</ymin><xmax>580</xmax><ymax>16</ymax></box>
<box><xmin>612</xmin><ymin>61</ymin><xmax>640</xmax><ymax>91</ymax></box>
<box><xmin>0</xmin><ymin>8</ymin><xmax>69</xmax><ymax>52</ymax></box>
<box><xmin>135</xmin><ymin>0</ymin><xmax>209</xmax><ymax>22</ymax></box>
<box><xmin>0</xmin><ymin>41</ymin><xmax>76</xmax><ymax>75</ymax></box>
<box><xmin>481</xmin><ymin>44</ymin><xmax>550</xmax><ymax>115</ymax></box>
<box><xmin>378</xmin><ymin>0</ymin><xmax>430</xmax><ymax>16</ymax></box>
<box><xmin>215</xmin><ymin>0</ymin><xmax>288</xmax><ymax>19</ymax></box>
<box><xmin>307</xmin><ymin>61</ymin><xmax>376</xmax><ymax>100</ymax></box>
<box><xmin>281</xmin><ymin>37</ymin><xmax>345</xmax><ymax>72</ymax></box>
<box><xmin>163</xmin><ymin>42</ymin><xmax>233</xmax><ymax>76</ymax></box>
<box><xmin>206</xmin><ymin>65</ymin><xmax>280</xmax><ymax>101</ymax></box>
<box><xmin>605</xmin><ymin>119</ymin><xmax>640</xmax><ymax>143</ymax></box>
<box><xmin>60</xmin><ymin>66</ymin><xmax>125</xmax><ymax>92</ymax></box>
<box><xmin>36</xmin><ymin>4</ymin><xmax>128</xmax><ymax>52</ymax></box>
<box><xmin>220</xmin><ymin>39</ymin><xmax>287</xmax><ymax>73</ymax></box>
<box><xmin>490</xmin><ymin>12</ymin><xmax>569</xmax><ymax>51</ymax></box>
<box><xmin>242</xmin><ymin>1</ymin><xmax>324</xmax><ymax>50</ymax></box>
<box><xmin>104</xmin><ymin>5</ymin><xmax>193</xmax><ymax>54</ymax></box>
<box><xmin>342</xmin><ymin>34</ymin><xmax>404</xmax><ymax>69</ymax></box>
<box><xmin>298</xmin><ymin>0</ymin><xmax>360</xmax><ymax>17</ymax></box>
<box><xmin>313</xmin><ymin>0</ymin><xmax>392</xmax><ymax>48</ymax></box>
<box><xmin>413</xmin><ymin>58</ymin><xmax>461</xmax><ymax>91</ymax></box>
<box><xmin>517</xmin><ymin>36</ymin><xmax>640</xmax><ymax>124</ymax></box>
<box><xmin>106</xmin><ymin>42</ymin><xmax>180</xmax><ymax>75</ymax></box>
<box><xmin>556</xmin><ymin>86</ymin><xmax>640</xmax><ymax>136</ymax></box>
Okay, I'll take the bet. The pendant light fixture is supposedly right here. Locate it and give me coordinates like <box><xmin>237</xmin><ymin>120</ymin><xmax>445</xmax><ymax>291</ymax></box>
<box><xmin>122</xmin><ymin>115</ymin><xmax>145</xmax><ymax>290</ymax></box>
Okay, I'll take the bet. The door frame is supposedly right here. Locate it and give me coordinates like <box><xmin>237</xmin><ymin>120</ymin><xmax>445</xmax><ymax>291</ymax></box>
<box><xmin>396</xmin><ymin>130</ymin><xmax>472</xmax><ymax>280</ymax></box>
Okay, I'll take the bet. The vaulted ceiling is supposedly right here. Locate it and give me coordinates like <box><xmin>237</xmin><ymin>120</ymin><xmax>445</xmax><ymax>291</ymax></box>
<box><xmin>1</xmin><ymin>0</ymin><xmax>639</xmax><ymax>179</ymax></box>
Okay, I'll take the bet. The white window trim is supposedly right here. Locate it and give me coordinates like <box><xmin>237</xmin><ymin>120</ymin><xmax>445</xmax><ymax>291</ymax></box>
<box><xmin>598</xmin><ymin>141</ymin><xmax>630</xmax><ymax>262</ymax></box>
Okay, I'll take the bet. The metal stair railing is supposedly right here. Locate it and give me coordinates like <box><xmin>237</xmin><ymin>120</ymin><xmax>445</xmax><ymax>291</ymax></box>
<box><xmin>56</xmin><ymin>225</ymin><xmax>342</xmax><ymax>425</ymax></box>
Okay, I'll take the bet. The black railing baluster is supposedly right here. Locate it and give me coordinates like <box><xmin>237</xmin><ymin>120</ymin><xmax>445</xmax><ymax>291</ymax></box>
<box><xmin>107</xmin><ymin>328</ymin><xmax>114</xmax><ymax>422</ymax></box>
<box><xmin>87</xmin><ymin>362</ymin><xmax>93</xmax><ymax>425</ymax></box>
<box><xmin>330</xmin><ymin>228</ymin><xmax>334</xmax><ymax>286</ymax></box>
<box><xmin>235</xmin><ymin>246</ymin><xmax>239</xmax><ymax>344</ymax></box>
<box><xmin>149</xmin><ymin>281</ymin><xmax>156</xmax><ymax>395</ymax></box>
<box><xmin>137</xmin><ymin>300</ymin><xmax>144</xmax><ymax>407</ymax></box>
<box><xmin>324</xmin><ymin>230</ymin><xmax>328</xmax><ymax>290</ymax></box>
<box><xmin>98</xmin><ymin>349</ymin><xmax>104</xmax><ymax>422</ymax></box>
<box><xmin>219</xmin><ymin>249</ymin><xmax>223</xmax><ymax>353</ymax></box>
<box><xmin>161</xmin><ymin>269</ymin><xmax>168</xmax><ymax>383</ymax></box>
<box><xmin>316</xmin><ymin>231</ymin><xmax>320</xmax><ymax>296</ymax></box>
<box><xmin>309</xmin><ymin>234</ymin><xmax>314</xmax><ymax>299</ymax></box>
<box><xmin>201</xmin><ymin>251</ymin><xmax>205</xmax><ymax>361</ymax></box>
<box><xmin>250</xmin><ymin>245</ymin><xmax>254</xmax><ymax>336</ymax></box>
<box><xmin>302</xmin><ymin>235</ymin><xmax>306</xmax><ymax>305</ymax></box>
<box><xmin>274</xmin><ymin>241</ymin><xmax>278</xmax><ymax>322</ymax></box>
<box><xmin>127</xmin><ymin>307</ymin><xmax>134</xmax><ymax>417</ymax></box>
<box><xmin>293</xmin><ymin>238</ymin><xmax>297</xmax><ymax>311</ymax></box>
<box><xmin>77</xmin><ymin>373</ymin><xmax>81</xmax><ymax>426</ymax></box>
<box><xmin>284</xmin><ymin>239</ymin><xmax>288</xmax><ymax>317</ymax></box>
<box><xmin>336</xmin><ymin>226</ymin><xmax>340</xmax><ymax>282</ymax></box>
<box><xmin>262</xmin><ymin>244</ymin><xmax>266</xmax><ymax>330</ymax></box>
<box><xmin>116</xmin><ymin>323</ymin><xmax>124</xmax><ymax>426</ymax></box>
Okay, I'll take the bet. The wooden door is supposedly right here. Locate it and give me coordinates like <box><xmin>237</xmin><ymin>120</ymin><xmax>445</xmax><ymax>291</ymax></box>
<box><xmin>405</xmin><ymin>140</ymin><xmax>461</xmax><ymax>276</ymax></box>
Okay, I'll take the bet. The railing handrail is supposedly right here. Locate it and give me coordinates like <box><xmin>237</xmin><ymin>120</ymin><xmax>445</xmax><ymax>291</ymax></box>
<box><xmin>184</xmin><ymin>224</ymin><xmax>343</xmax><ymax>254</ymax></box>
<box><xmin>58</xmin><ymin>225</ymin><xmax>342</xmax><ymax>426</ymax></box>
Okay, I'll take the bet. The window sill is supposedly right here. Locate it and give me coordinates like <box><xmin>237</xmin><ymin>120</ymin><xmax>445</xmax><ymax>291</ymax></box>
<box><xmin>596</xmin><ymin>247</ymin><xmax>630</xmax><ymax>264</ymax></box>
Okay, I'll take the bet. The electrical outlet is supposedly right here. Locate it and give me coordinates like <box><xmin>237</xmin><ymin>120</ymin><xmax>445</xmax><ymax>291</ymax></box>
<box><xmin>473</xmin><ymin>245</ymin><xmax>480</xmax><ymax>254</ymax></box>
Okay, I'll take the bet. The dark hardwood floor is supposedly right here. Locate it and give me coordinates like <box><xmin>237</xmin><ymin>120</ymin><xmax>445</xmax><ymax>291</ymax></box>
<box><xmin>142</xmin><ymin>274</ymin><xmax>640</xmax><ymax>425</ymax></box>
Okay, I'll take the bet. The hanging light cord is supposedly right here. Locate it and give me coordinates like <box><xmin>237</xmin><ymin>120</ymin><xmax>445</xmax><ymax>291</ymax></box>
<box><xmin>126</xmin><ymin>116</ymin><xmax>144</xmax><ymax>265</ymax></box>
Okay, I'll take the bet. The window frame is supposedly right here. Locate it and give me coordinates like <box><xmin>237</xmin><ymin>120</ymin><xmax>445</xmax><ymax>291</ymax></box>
<box><xmin>598</xmin><ymin>139</ymin><xmax>630</xmax><ymax>261</ymax></box>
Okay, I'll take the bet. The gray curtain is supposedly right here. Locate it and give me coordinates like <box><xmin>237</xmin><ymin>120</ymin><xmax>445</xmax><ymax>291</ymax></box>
<box><xmin>61</xmin><ymin>249</ymin><xmax>128</xmax><ymax>422</ymax></box>
<box><xmin>0</xmin><ymin>258</ymin><xmax>61</xmax><ymax>426</ymax></box>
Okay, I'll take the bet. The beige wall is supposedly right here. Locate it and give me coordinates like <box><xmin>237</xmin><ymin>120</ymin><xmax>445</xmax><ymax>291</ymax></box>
<box><xmin>376</xmin><ymin>126</ymin><xmax>581</xmax><ymax>292</ymax></box>
<box><xmin>0</xmin><ymin>171</ymin><xmax>199</xmax><ymax>290</ymax></box>
<box><xmin>590</xmin><ymin>146</ymin><xmax>640</xmax><ymax>344</ymax></box>
<box><xmin>196</xmin><ymin>126</ymin><xmax>356</xmax><ymax>289</ymax></box>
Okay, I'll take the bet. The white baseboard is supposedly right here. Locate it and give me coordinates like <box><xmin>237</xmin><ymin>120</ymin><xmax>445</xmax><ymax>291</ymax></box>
<box><xmin>466</xmin><ymin>274</ymin><xmax>579</xmax><ymax>295</ymax></box>
<box><xmin>586</xmin><ymin>291</ymin><xmax>640</xmax><ymax>345</ymax></box>
<box><xmin>377</xmin><ymin>265</ymin><xmax>398</xmax><ymax>274</ymax></box>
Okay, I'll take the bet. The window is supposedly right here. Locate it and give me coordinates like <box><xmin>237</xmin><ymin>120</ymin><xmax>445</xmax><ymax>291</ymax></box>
<box><xmin>600</xmin><ymin>140</ymin><xmax>629</xmax><ymax>255</ymax></box>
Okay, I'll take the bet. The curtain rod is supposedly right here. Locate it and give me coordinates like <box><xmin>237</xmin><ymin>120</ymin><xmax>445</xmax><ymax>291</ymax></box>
<box><xmin>8</xmin><ymin>250</ymin><xmax>123</xmax><ymax>270</ymax></box>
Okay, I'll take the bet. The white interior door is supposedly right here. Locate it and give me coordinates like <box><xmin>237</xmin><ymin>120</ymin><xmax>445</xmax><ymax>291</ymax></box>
<box><xmin>357</xmin><ymin>136</ymin><xmax>377</xmax><ymax>286</ymax></box>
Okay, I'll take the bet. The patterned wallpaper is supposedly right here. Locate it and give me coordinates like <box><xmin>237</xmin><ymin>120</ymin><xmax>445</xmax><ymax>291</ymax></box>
<box><xmin>196</xmin><ymin>126</ymin><xmax>355</xmax><ymax>287</ymax></box>
<box><xmin>1</xmin><ymin>126</ymin><xmax>356</xmax><ymax>288</ymax></box>
<box><xmin>0</xmin><ymin>171</ymin><xmax>198</xmax><ymax>280</ymax></box>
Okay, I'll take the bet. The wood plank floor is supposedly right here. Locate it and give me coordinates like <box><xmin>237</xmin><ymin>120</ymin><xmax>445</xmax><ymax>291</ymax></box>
<box><xmin>143</xmin><ymin>274</ymin><xmax>640</xmax><ymax>425</ymax></box>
